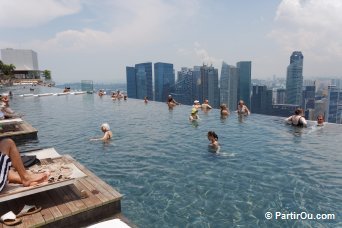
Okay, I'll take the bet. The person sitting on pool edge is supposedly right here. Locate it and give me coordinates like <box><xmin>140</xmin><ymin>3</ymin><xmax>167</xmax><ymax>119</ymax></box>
<box><xmin>0</xmin><ymin>138</ymin><xmax>49</xmax><ymax>192</ymax></box>
<box><xmin>207</xmin><ymin>131</ymin><xmax>219</xmax><ymax>150</ymax></box>
<box><xmin>316</xmin><ymin>114</ymin><xmax>325</xmax><ymax>127</ymax></box>
<box><xmin>285</xmin><ymin>108</ymin><xmax>307</xmax><ymax>127</ymax></box>
<box><xmin>189</xmin><ymin>108</ymin><xmax>199</xmax><ymax>121</ymax></box>
<box><xmin>90</xmin><ymin>123</ymin><xmax>113</xmax><ymax>141</ymax></box>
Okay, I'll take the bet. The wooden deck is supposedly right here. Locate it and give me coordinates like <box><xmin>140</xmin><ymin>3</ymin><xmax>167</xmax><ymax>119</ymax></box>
<box><xmin>0</xmin><ymin>121</ymin><xmax>38</xmax><ymax>141</ymax></box>
<box><xmin>0</xmin><ymin>155</ymin><xmax>124</xmax><ymax>228</ymax></box>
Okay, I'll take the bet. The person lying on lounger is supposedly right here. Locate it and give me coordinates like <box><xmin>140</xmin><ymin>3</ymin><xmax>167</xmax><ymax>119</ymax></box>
<box><xmin>0</xmin><ymin>138</ymin><xmax>49</xmax><ymax>192</ymax></box>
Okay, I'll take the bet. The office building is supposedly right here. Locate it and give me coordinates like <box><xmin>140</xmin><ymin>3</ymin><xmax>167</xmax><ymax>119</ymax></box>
<box><xmin>171</xmin><ymin>67</ymin><xmax>194</xmax><ymax>105</ymax></box>
<box><xmin>237</xmin><ymin>61</ymin><xmax>252</xmax><ymax>108</ymax></box>
<box><xmin>286</xmin><ymin>51</ymin><xmax>304</xmax><ymax>105</ymax></box>
<box><xmin>220</xmin><ymin>62</ymin><xmax>238</xmax><ymax>110</ymax></box>
<box><xmin>126</xmin><ymin>62</ymin><xmax>153</xmax><ymax>100</ymax></box>
<box><xmin>199</xmin><ymin>65</ymin><xmax>219</xmax><ymax>108</ymax></box>
<box><xmin>154</xmin><ymin>63</ymin><xmax>174</xmax><ymax>102</ymax></box>
<box><xmin>276</xmin><ymin>88</ymin><xmax>286</xmax><ymax>104</ymax></box>
<box><xmin>326</xmin><ymin>85</ymin><xmax>342</xmax><ymax>124</ymax></box>
<box><xmin>126</xmin><ymin>67</ymin><xmax>136</xmax><ymax>98</ymax></box>
<box><xmin>251</xmin><ymin>85</ymin><xmax>272</xmax><ymax>114</ymax></box>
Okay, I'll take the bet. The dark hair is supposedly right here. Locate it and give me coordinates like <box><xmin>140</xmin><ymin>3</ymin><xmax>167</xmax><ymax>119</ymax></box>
<box><xmin>208</xmin><ymin>131</ymin><xmax>218</xmax><ymax>140</ymax></box>
<box><xmin>294</xmin><ymin>108</ymin><xmax>302</xmax><ymax>115</ymax></box>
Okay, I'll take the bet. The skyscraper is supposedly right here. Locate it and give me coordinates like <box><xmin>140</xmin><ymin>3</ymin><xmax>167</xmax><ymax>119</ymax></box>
<box><xmin>126</xmin><ymin>66</ymin><xmax>136</xmax><ymax>98</ymax></box>
<box><xmin>237</xmin><ymin>61</ymin><xmax>252</xmax><ymax>108</ymax></box>
<box><xmin>251</xmin><ymin>85</ymin><xmax>272</xmax><ymax>114</ymax></box>
<box><xmin>126</xmin><ymin>62</ymin><xmax>153</xmax><ymax>100</ymax></box>
<box><xmin>286</xmin><ymin>51</ymin><xmax>304</xmax><ymax>105</ymax></box>
<box><xmin>220</xmin><ymin>62</ymin><xmax>238</xmax><ymax>111</ymax></box>
<box><xmin>171</xmin><ymin>67</ymin><xmax>194</xmax><ymax>105</ymax></box>
<box><xmin>326</xmin><ymin>85</ymin><xmax>342</xmax><ymax>124</ymax></box>
<box><xmin>154</xmin><ymin>62</ymin><xmax>174</xmax><ymax>102</ymax></box>
<box><xmin>199</xmin><ymin>65</ymin><xmax>220</xmax><ymax>108</ymax></box>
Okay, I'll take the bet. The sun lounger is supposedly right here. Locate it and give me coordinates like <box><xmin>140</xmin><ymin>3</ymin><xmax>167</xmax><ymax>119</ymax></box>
<box><xmin>0</xmin><ymin>148</ymin><xmax>87</xmax><ymax>202</ymax></box>
<box><xmin>0</xmin><ymin>118</ymin><xmax>23</xmax><ymax>125</ymax></box>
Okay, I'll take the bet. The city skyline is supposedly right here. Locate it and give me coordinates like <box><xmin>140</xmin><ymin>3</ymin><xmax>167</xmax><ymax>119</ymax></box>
<box><xmin>0</xmin><ymin>0</ymin><xmax>342</xmax><ymax>83</ymax></box>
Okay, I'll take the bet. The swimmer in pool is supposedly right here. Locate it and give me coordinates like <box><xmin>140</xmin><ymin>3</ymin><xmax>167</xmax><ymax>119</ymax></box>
<box><xmin>90</xmin><ymin>123</ymin><xmax>112</xmax><ymax>141</ymax></box>
<box><xmin>316</xmin><ymin>114</ymin><xmax>325</xmax><ymax>127</ymax></box>
<box><xmin>189</xmin><ymin>108</ymin><xmax>199</xmax><ymax>121</ymax></box>
<box><xmin>207</xmin><ymin>131</ymin><xmax>219</xmax><ymax>150</ymax></box>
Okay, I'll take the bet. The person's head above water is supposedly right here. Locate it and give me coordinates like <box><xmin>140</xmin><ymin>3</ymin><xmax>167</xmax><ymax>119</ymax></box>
<box><xmin>207</xmin><ymin>131</ymin><xmax>218</xmax><ymax>141</ymax></box>
<box><xmin>317</xmin><ymin>114</ymin><xmax>324</xmax><ymax>125</ymax></box>
<box><xmin>294</xmin><ymin>108</ymin><xmax>303</xmax><ymax>115</ymax></box>
<box><xmin>101</xmin><ymin>123</ymin><xmax>110</xmax><ymax>132</ymax></box>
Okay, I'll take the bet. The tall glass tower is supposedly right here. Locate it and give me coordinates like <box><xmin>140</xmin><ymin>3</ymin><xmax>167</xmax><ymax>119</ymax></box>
<box><xmin>220</xmin><ymin>62</ymin><xmax>238</xmax><ymax>111</ymax></box>
<box><xmin>237</xmin><ymin>61</ymin><xmax>252</xmax><ymax>108</ymax></box>
<box><xmin>286</xmin><ymin>51</ymin><xmax>304</xmax><ymax>105</ymax></box>
<box><xmin>126</xmin><ymin>66</ymin><xmax>136</xmax><ymax>98</ymax></box>
<box><xmin>126</xmin><ymin>62</ymin><xmax>153</xmax><ymax>100</ymax></box>
<box><xmin>154</xmin><ymin>62</ymin><xmax>174</xmax><ymax>102</ymax></box>
<box><xmin>327</xmin><ymin>85</ymin><xmax>342</xmax><ymax>124</ymax></box>
<box><xmin>200</xmin><ymin>65</ymin><xmax>219</xmax><ymax>108</ymax></box>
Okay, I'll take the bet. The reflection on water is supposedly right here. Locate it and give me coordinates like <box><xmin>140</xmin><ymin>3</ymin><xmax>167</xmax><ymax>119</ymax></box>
<box><xmin>3</xmin><ymin>85</ymin><xmax>342</xmax><ymax>227</ymax></box>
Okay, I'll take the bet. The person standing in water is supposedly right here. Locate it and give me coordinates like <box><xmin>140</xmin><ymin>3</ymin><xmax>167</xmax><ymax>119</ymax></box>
<box><xmin>90</xmin><ymin>123</ymin><xmax>113</xmax><ymax>141</ymax></box>
<box><xmin>237</xmin><ymin>100</ymin><xmax>250</xmax><ymax>115</ymax></box>
<box><xmin>189</xmin><ymin>108</ymin><xmax>199</xmax><ymax>121</ymax></box>
<box><xmin>285</xmin><ymin>108</ymin><xmax>307</xmax><ymax>127</ymax></box>
<box><xmin>207</xmin><ymin>131</ymin><xmax>219</xmax><ymax>150</ymax></box>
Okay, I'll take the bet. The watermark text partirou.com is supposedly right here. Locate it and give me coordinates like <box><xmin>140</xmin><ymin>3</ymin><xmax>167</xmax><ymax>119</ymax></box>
<box><xmin>265</xmin><ymin>211</ymin><xmax>335</xmax><ymax>220</ymax></box>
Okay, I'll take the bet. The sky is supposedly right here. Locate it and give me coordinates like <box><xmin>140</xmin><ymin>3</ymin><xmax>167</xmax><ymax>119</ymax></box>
<box><xmin>0</xmin><ymin>0</ymin><xmax>341</xmax><ymax>83</ymax></box>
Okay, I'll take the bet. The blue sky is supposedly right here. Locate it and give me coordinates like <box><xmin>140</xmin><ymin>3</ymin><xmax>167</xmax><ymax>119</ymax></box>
<box><xmin>0</xmin><ymin>0</ymin><xmax>341</xmax><ymax>83</ymax></box>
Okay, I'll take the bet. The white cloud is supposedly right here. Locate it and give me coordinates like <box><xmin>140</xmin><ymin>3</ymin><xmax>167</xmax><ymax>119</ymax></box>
<box><xmin>0</xmin><ymin>0</ymin><xmax>82</xmax><ymax>28</ymax></box>
<box><xmin>23</xmin><ymin>0</ymin><xmax>187</xmax><ymax>51</ymax></box>
<box><xmin>269</xmin><ymin>0</ymin><xmax>342</xmax><ymax>59</ymax></box>
<box><xmin>194</xmin><ymin>42</ymin><xmax>221</xmax><ymax>67</ymax></box>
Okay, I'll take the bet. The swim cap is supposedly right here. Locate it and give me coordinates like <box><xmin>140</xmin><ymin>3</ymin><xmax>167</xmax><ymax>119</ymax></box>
<box><xmin>191</xmin><ymin>108</ymin><xmax>197</xmax><ymax>114</ymax></box>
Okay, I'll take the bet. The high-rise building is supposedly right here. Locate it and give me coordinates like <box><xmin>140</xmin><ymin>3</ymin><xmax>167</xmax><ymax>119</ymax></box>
<box><xmin>154</xmin><ymin>63</ymin><xmax>174</xmax><ymax>102</ymax></box>
<box><xmin>302</xmin><ymin>84</ymin><xmax>315</xmax><ymax>110</ymax></box>
<box><xmin>331</xmin><ymin>79</ymin><xmax>342</xmax><ymax>89</ymax></box>
<box><xmin>237</xmin><ymin>61</ymin><xmax>252</xmax><ymax>108</ymax></box>
<box><xmin>251</xmin><ymin>85</ymin><xmax>272</xmax><ymax>114</ymax></box>
<box><xmin>220</xmin><ymin>62</ymin><xmax>238</xmax><ymax>111</ymax></box>
<box><xmin>126</xmin><ymin>62</ymin><xmax>153</xmax><ymax>100</ymax></box>
<box><xmin>199</xmin><ymin>65</ymin><xmax>219</xmax><ymax>108</ymax></box>
<box><xmin>126</xmin><ymin>67</ymin><xmax>136</xmax><ymax>98</ymax></box>
<box><xmin>1</xmin><ymin>48</ymin><xmax>39</xmax><ymax>70</ymax></box>
<box><xmin>286</xmin><ymin>51</ymin><xmax>304</xmax><ymax>105</ymax></box>
<box><xmin>171</xmin><ymin>67</ymin><xmax>194</xmax><ymax>105</ymax></box>
<box><xmin>276</xmin><ymin>88</ymin><xmax>286</xmax><ymax>104</ymax></box>
<box><xmin>326</xmin><ymin>85</ymin><xmax>342</xmax><ymax>124</ymax></box>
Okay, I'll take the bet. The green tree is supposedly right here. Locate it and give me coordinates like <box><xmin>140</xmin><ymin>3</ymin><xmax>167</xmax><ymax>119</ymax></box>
<box><xmin>43</xmin><ymin>70</ymin><xmax>52</xmax><ymax>80</ymax></box>
<box><xmin>0</xmin><ymin>63</ymin><xmax>15</xmax><ymax>80</ymax></box>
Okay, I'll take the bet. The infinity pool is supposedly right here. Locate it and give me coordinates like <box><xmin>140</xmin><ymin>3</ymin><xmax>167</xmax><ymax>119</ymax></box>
<box><xmin>4</xmin><ymin>86</ymin><xmax>341</xmax><ymax>227</ymax></box>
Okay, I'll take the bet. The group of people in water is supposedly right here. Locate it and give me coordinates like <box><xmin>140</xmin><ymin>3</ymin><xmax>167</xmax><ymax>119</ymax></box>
<box><xmin>92</xmin><ymin>94</ymin><xmax>326</xmax><ymax>153</ymax></box>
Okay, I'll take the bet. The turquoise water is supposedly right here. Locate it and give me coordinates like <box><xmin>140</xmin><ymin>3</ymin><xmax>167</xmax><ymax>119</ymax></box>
<box><xmin>4</xmin><ymin>86</ymin><xmax>342</xmax><ymax>227</ymax></box>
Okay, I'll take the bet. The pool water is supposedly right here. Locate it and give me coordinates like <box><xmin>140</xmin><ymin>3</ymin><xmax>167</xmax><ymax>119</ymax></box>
<box><xmin>4</xmin><ymin>86</ymin><xmax>342</xmax><ymax>227</ymax></box>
